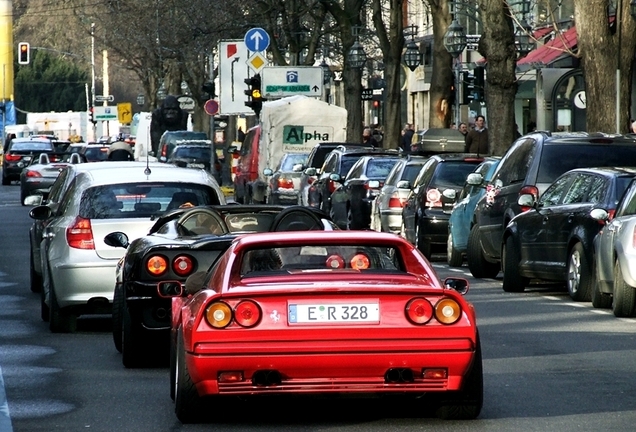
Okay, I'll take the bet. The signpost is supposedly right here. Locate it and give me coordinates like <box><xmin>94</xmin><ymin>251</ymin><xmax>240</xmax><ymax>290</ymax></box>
<box><xmin>92</xmin><ymin>106</ymin><xmax>117</xmax><ymax>121</ymax></box>
<box><xmin>244</xmin><ymin>28</ymin><xmax>270</xmax><ymax>52</ymax></box>
<box><xmin>204</xmin><ymin>99</ymin><xmax>219</xmax><ymax>116</ymax></box>
<box><xmin>95</xmin><ymin>95</ymin><xmax>114</xmax><ymax>103</ymax></box>
<box><xmin>218</xmin><ymin>40</ymin><xmax>251</xmax><ymax>115</ymax></box>
<box><xmin>177</xmin><ymin>95</ymin><xmax>196</xmax><ymax>113</ymax></box>
<box><xmin>261</xmin><ymin>66</ymin><xmax>323</xmax><ymax>98</ymax></box>
<box><xmin>117</xmin><ymin>103</ymin><xmax>132</xmax><ymax>124</ymax></box>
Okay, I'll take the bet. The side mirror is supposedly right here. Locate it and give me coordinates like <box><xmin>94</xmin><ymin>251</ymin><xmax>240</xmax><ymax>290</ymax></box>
<box><xmin>304</xmin><ymin>167</ymin><xmax>317</xmax><ymax>176</ymax></box>
<box><xmin>24</xmin><ymin>195</ymin><xmax>43</xmax><ymax>206</ymax></box>
<box><xmin>157</xmin><ymin>281</ymin><xmax>184</xmax><ymax>298</ymax></box>
<box><xmin>396</xmin><ymin>180</ymin><xmax>410</xmax><ymax>189</ymax></box>
<box><xmin>465</xmin><ymin>173</ymin><xmax>484</xmax><ymax>186</ymax></box>
<box><xmin>29</xmin><ymin>205</ymin><xmax>52</xmax><ymax>220</ymax></box>
<box><xmin>590</xmin><ymin>208</ymin><xmax>609</xmax><ymax>223</ymax></box>
<box><xmin>517</xmin><ymin>193</ymin><xmax>536</xmax><ymax>209</ymax></box>
<box><xmin>263</xmin><ymin>168</ymin><xmax>273</xmax><ymax>176</ymax></box>
<box><xmin>444</xmin><ymin>277</ymin><xmax>469</xmax><ymax>295</ymax></box>
<box><xmin>329</xmin><ymin>173</ymin><xmax>342</xmax><ymax>183</ymax></box>
<box><xmin>103</xmin><ymin>232</ymin><xmax>130</xmax><ymax>249</ymax></box>
<box><xmin>292</xmin><ymin>163</ymin><xmax>303</xmax><ymax>172</ymax></box>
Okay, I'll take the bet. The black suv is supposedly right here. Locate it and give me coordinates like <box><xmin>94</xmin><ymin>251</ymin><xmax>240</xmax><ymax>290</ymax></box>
<box><xmin>468</xmin><ymin>132</ymin><xmax>636</xmax><ymax>278</ymax></box>
<box><xmin>2</xmin><ymin>137</ymin><xmax>56</xmax><ymax>185</ymax></box>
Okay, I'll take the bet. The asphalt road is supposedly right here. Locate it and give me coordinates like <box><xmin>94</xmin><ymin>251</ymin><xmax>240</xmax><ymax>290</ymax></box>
<box><xmin>2</xmin><ymin>182</ymin><xmax>636</xmax><ymax>432</ymax></box>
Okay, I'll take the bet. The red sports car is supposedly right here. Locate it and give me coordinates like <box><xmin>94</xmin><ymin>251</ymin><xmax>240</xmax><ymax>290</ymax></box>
<box><xmin>167</xmin><ymin>231</ymin><xmax>482</xmax><ymax>423</ymax></box>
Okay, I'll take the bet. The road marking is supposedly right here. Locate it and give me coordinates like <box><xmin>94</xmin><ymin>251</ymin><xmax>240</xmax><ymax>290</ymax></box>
<box><xmin>0</xmin><ymin>367</ymin><xmax>13</xmax><ymax>432</ymax></box>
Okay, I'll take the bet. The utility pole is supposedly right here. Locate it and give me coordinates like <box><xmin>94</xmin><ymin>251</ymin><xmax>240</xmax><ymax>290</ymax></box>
<box><xmin>90</xmin><ymin>23</ymin><xmax>96</xmax><ymax>141</ymax></box>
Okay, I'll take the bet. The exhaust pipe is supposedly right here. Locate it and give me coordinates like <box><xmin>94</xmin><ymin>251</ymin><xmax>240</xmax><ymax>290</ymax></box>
<box><xmin>385</xmin><ymin>368</ymin><xmax>415</xmax><ymax>383</ymax></box>
<box><xmin>252</xmin><ymin>370</ymin><xmax>282</xmax><ymax>386</ymax></box>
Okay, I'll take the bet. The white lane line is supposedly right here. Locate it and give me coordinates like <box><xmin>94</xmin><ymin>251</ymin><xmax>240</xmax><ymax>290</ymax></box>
<box><xmin>590</xmin><ymin>309</ymin><xmax>612</xmax><ymax>315</ymax></box>
<box><xmin>0</xmin><ymin>367</ymin><xmax>13</xmax><ymax>432</ymax></box>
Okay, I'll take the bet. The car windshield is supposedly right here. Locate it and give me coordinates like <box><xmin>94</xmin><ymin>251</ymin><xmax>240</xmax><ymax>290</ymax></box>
<box><xmin>431</xmin><ymin>161</ymin><xmax>482</xmax><ymax>189</ymax></box>
<box><xmin>240</xmin><ymin>245</ymin><xmax>405</xmax><ymax>277</ymax></box>
<box><xmin>280</xmin><ymin>154</ymin><xmax>308</xmax><ymax>171</ymax></box>
<box><xmin>537</xmin><ymin>144</ymin><xmax>636</xmax><ymax>183</ymax></box>
<box><xmin>79</xmin><ymin>183</ymin><xmax>220</xmax><ymax>219</ymax></box>
<box><xmin>9</xmin><ymin>141</ymin><xmax>53</xmax><ymax>151</ymax></box>
<box><xmin>173</xmin><ymin>146</ymin><xmax>211</xmax><ymax>160</ymax></box>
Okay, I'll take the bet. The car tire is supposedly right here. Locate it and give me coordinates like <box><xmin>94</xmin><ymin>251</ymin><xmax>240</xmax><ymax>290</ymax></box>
<box><xmin>415</xmin><ymin>219</ymin><xmax>432</xmax><ymax>260</ymax></box>
<box><xmin>112</xmin><ymin>285</ymin><xmax>124</xmax><ymax>353</ymax></box>
<box><xmin>591</xmin><ymin>261</ymin><xmax>612</xmax><ymax>309</ymax></box>
<box><xmin>20</xmin><ymin>189</ymin><xmax>27</xmax><ymax>206</ymax></box>
<box><xmin>49</xmin><ymin>286</ymin><xmax>77</xmax><ymax>333</ymax></box>
<box><xmin>40</xmin><ymin>289</ymin><xmax>49</xmax><ymax>322</ymax></box>
<box><xmin>567</xmin><ymin>243</ymin><xmax>592</xmax><ymax>301</ymax></box>
<box><xmin>467</xmin><ymin>226</ymin><xmax>500</xmax><ymax>279</ymax></box>
<box><xmin>612</xmin><ymin>260</ymin><xmax>636</xmax><ymax>317</ymax></box>
<box><xmin>436</xmin><ymin>334</ymin><xmax>483</xmax><ymax>420</ymax></box>
<box><xmin>175</xmin><ymin>330</ymin><xmax>204</xmax><ymax>423</ymax></box>
<box><xmin>122</xmin><ymin>305</ymin><xmax>144</xmax><ymax>368</ymax></box>
<box><xmin>30</xmin><ymin>252</ymin><xmax>43</xmax><ymax>293</ymax></box>
<box><xmin>447</xmin><ymin>233</ymin><xmax>463</xmax><ymax>267</ymax></box>
<box><xmin>502</xmin><ymin>236</ymin><xmax>528</xmax><ymax>293</ymax></box>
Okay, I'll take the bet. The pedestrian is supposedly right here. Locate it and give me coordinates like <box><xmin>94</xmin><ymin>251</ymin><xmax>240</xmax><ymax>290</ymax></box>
<box><xmin>458</xmin><ymin>122</ymin><xmax>469</xmax><ymax>139</ymax></box>
<box><xmin>401</xmin><ymin>123</ymin><xmax>414</xmax><ymax>152</ymax></box>
<box><xmin>464</xmin><ymin>115</ymin><xmax>489</xmax><ymax>155</ymax></box>
<box><xmin>362</xmin><ymin>127</ymin><xmax>379</xmax><ymax>147</ymax></box>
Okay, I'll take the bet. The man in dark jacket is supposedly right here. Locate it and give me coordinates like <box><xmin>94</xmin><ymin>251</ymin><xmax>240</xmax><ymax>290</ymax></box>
<box><xmin>401</xmin><ymin>124</ymin><xmax>414</xmax><ymax>152</ymax></box>
<box><xmin>464</xmin><ymin>115</ymin><xmax>489</xmax><ymax>155</ymax></box>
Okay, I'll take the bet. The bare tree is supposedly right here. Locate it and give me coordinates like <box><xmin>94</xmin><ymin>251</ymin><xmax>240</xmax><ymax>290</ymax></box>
<box><xmin>427</xmin><ymin>0</ymin><xmax>454</xmax><ymax>129</ymax></box>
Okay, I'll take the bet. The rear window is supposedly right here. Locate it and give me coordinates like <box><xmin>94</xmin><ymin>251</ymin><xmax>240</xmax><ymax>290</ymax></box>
<box><xmin>431</xmin><ymin>161</ymin><xmax>482</xmax><ymax>189</ymax></box>
<box><xmin>339</xmin><ymin>156</ymin><xmax>360</xmax><ymax>176</ymax></box>
<box><xmin>79</xmin><ymin>183</ymin><xmax>220</xmax><ymax>219</ymax></box>
<box><xmin>9</xmin><ymin>141</ymin><xmax>54</xmax><ymax>152</ymax></box>
<box><xmin>280</xmin><ymin>153</ymin><xmax>308</xmax><ymax>171</ymax></box>
<box><xmin>310</xmin><ymin>146</ymin><xmax>337</xmax><ymax>168</ymax></box>
<box><xmin>366</xmin><ymin>158</ymin><xmax>400</xmax><ymax>179</ymax></box>
<box><xmin>537</xmin><ymin>144</ymin><xmax>636</xmax><ymax>183</ymax></box>
<box><xmin>401</xmin><ymin>163</ymin><xmax>425</xmax><ymax>183</ymax></box>
<box><xmin>173</xmin><ymin>146</ymin><xmax>211</xmax><ymax>160</ymax></box>
<box><xmin>83</xmin><ymin>147</ymin><xmax>109</xmax><ymax>161</ymax></box>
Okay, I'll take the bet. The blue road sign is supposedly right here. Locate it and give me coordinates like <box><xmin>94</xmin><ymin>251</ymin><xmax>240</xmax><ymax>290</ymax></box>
<box><xmin>244</xmin><ymin>28</ymin><xmax>270</xmax><ymax>52</ymax></box>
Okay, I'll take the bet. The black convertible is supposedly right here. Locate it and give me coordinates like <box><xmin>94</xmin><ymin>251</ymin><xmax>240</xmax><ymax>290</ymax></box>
<box><xmin>104</xmin><ymin>204</ymin><xmax>335</xmax><ymax>367</ymax></box>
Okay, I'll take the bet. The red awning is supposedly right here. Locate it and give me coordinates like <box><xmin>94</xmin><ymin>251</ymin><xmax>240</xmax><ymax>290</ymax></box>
<box><xmin>516</xmin><ymin>26</ymin><xmax>577</xmax><ymax>71</ymax></box>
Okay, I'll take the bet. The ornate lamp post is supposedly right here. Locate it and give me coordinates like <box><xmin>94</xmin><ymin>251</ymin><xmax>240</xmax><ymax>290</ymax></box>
<box><xmin>443</xmin><ymin>19</ymin><xmax>467</xmax><ymax>127</ymax></box>
<box><xmin>403</xmin><ymin>25</ymin><xmax>421</xmax><ymax>72</ymax></box>
<box><xmin>516</xmin><ymin>19</ymin><xmax>535</xmax><ymax>58</ymax></box>
<box><xmin>347</xmin><ymin>39</ymin><xmax>367</xmax><ymax>69</ymax></box>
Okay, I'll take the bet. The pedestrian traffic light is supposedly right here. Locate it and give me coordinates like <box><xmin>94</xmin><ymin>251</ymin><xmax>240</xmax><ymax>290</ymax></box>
<box><xmin>244</xmin><ymin>73</ymin><xmax>264</xmax><ymax>117</ymax></box>
<box><xmin>462</xmin><ymin>71</ymin><xmax>475</xmax><ymax>105</ymax></box>
<box><xmin>474</xmin><ymin>66</ymin><xmax>485</xmax><ymax>102</ymax></box>
<box><xmin>18</xmin><ymin>42</ymin><xmax>30</xmax><ymax>65</ymax></box>
<box><xmin>89</xmin><ymin>106</ymin><xmax>96</xmax><ymax>124</ymax></box>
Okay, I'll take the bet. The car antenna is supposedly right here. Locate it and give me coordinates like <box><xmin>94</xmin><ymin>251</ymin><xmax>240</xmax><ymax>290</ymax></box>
<box><xmin>144</xmin><ymin>134</ymin><xmax>151</xmax><ymax>175</ymax></box>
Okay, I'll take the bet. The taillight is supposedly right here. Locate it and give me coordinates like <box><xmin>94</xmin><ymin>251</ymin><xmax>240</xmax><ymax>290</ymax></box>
<box><xmin>405</xmin><ymin>298</ymin><xmax>433</xmax><ymax>325</ymax></box>
<box><xmin>425</xmin><ymin>188</ymin><xmax>442</xmax><ymax>208</ymax></box>
<box><xmin>350</xmin><ymin>253</ymin><xmax>370</xmax><ymax>270</ymax></box>
<box><xmin>206</xmin><ymin>302</ymin><xmax>232</xmax><ymax>328</ymax></box>
<box><xmin>607</xmin><ymin>209</ymin><xmax>616</xmax><ymax>221</ymax></box>
<box><xmin>328</xmin><ymin>179</ymin><xmax>337</xmax><ymax>193</ymax></box>
<box><xmin>434</xmin><ymin>298</ymin><xmax>462</xmax><ymax>324</ymax></box>
<box><xmin>326</xmin><ymin>254</ymin><xmax>345</xmax><ymax>269</ymax></box>
<box><xmin>66</xmin><ymin>216</ymin><xmax>95</xmax><ymax>249</ymax></box>
<box><xmin>388</xmin><ymin>192</ymin><xmax>405</xmax><ymax>208</ymax></box>
<box><xmin>25</xmin><ymin>170</ymin><xmax>43</xmax><ymax>178</ymax></box>
<box><xmin>234</xmin><ymin>300</ymin><xmax>261</xmax><ymax>328</ymax></box>
<box><xmin>161</xmin><ymin>145</ymin><xmax>168</xmax><ymax>157</ymax></box>
<box><xmin>5</xmin><ymin>154</ymin><xmax>21</xmax><ymax>162</ymax></box>
<box><xmin>172</xmin><ymin>255</ymin><xmax>195</xmax><ymax>277</ymax></box>
<box><xmin>146</xmin><ymin>255</ymin><xmax>168</xmax><ymax>276</ymax></box>
<box><xmin>519</xmin><ymin>185</ymin><xmax>539</xmax><ymax>212</ymax></box>
<box><xmin>277</xmin><ymin>178</ymin><xmax>294</xmax><ymax>189</ymax></box>
<box><xmin>307</xmin><ymin>177</ymin><xmax>315</xmax><ymax>185</ymax></box>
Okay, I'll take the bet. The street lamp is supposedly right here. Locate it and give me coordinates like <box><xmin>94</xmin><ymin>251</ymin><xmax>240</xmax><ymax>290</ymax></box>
<box><xmin>516</xmin><ymin>19</ymin><xmax>534</xmax><ymax>58</ymax></box>
<box><xmin>443</xmin><ymin>19</ymin><xmax>466</xmax><ymax>128</ymax></box>
<box><xmin>348</xmin><ymin>39</ymin><xmax>367</xmax><ymax>69</ymax></box>
<box><xmin>403</xmin><ymin>40</ymin><xmax>421</xmax><ymax>72</ymax></box>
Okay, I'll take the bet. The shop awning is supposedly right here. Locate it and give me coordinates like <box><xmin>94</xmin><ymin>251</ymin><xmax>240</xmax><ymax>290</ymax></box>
<box><xmin>516</xmin><ymin>26</ymin><xmax>577</xmax><ymax>71</ymax></box>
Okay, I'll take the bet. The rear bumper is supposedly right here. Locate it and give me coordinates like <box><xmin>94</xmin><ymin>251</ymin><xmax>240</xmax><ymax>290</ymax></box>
<box><xmin>188</xmin><ymin>337</ymin><xmax>475</xmax><ymax>396</ymax></box>
<box><xmin>51</xmin><ymin>260</ymin><xmax>116</xmax><ymax>308</ymax></box>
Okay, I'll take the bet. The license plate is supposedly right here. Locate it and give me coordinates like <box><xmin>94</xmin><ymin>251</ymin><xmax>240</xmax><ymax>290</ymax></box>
<box><xmin>187</xmin><ymin>163</ymin><xmax>205</xmax><ymax>168</ymax></box>
<box><xmin>288</xmin><ymin>302</ymin><xmax>380</xmax><ymax>324</ymax></box>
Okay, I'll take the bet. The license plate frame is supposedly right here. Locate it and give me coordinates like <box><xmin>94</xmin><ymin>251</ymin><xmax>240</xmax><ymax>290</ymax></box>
<box><xmin>288</xmin><ymin>301</ymin><xmax>380</xmax><ymax>324</ymax></box>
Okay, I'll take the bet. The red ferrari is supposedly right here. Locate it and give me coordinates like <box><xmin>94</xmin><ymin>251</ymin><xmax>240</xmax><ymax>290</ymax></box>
<box><xmin>166</xmin><ymin>231</ymin><xmax>482</xmax><ymax>423</ymax></box>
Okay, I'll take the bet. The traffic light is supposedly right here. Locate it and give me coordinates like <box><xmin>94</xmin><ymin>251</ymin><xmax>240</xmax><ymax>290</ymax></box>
<box><xmin>18</xmin><ymin>42</ymin><xmax>30</xmax><ymax>65</ymax></box>
<box><xmin>201</xmin><ymin>81</ymin><xmax>215</xmax><ymax>99</ymax></box>
<box><xmin>88</xmin><ymin>106</ymin><xmax>96</xmax><ymax>124</ymax></box>
<box><xmin>474</xmin><ymin>66</ymin><xmax>485</xmax><ymax>102</ymax></box>
<box><xmin>244</xmin><ymin>73</ymin><xmax>264</xmax><ymax>117</ymax></box>
<box><xmin>462</xmin><ymin>71</ymin><xmax>475</xmax><ymax>105</ymax></box>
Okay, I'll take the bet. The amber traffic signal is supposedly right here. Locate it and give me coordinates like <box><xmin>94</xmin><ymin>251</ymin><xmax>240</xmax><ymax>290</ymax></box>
<box><xmin>18</xmin><ymin>42</ymin><xmax>30</xmax><ymax>65</ymax></box>
<box><xmin>244</xmin><ymin>73</ymin><xmax>264</xmax><ymax>116</ymax></box>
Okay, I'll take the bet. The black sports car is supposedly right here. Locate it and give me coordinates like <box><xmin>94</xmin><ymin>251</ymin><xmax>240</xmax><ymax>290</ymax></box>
<box><xmin>105</xmin><ymin>204</ymin><xmax>335</xmax><ymax>367</ymax></box>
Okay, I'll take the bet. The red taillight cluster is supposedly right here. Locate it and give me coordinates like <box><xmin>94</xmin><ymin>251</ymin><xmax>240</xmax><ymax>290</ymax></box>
<box><xmin>388</xmin><ymin>192</ymin><xmax>406</xmax><ymax>208</ymax></box>
<box><xmin>66</xmin><ymin>216</ymin><xmax>95</xmax><ymax>249</ymax></box>
<box><xmin>328</xmin><ymin>179</ymin><xmax>337</xmax><ymax>193</ymax></box>
<box><xmin>205</xmin><ymin>300</ymin><xmax>262</xmax><ymax>328</ymax></box>
<box><xmin>405</xmin><ymin>297</ymin><xmax>462</xmax><ymax>325</ymax></box>
<box><xmin>25</xmin><ymin>170</ymin><xmax>43</xmax><ymax>178</ymax></box>
<box><xmin>277</xmin><ymin>178</ymin><xmax>294</xmax><ymax>189</ymax></box>
<box><xmin>5</xmin><ymin>154</ymin><xmax>21</xmax><ymax>162</ymax></box>
<box><xmin>160</xmin><ymin>145</ymin><xmax>168</xmax><ymax>158</ymax></box>
<box><xmin>146</xmin><ymin>254</ymin><xmax>196</xmax><ymax>277</ymax></box>
<box><xmin>425</xmin><ymin>188</ymin><xmax>442</xmax><ymax>208</ymax></box>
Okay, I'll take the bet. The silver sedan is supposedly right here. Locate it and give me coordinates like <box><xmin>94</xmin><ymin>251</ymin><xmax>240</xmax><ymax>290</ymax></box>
<box><xmin>30</xmin><ymin>162</ymin><xmax>226</xmax><ymax>332</ymax></box>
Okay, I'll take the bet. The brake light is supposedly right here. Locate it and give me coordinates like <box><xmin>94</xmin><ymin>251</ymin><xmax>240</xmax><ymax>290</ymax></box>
<box><xmin>161</xmin><ymin>145</ymin><xmax>168</xmax><ymax>158</ymax></box>
<box><xmin>234</xmin><ymin>300</ymin><xmax>261</xmax><ymax>327</ymax></box>
<box><xmin>66</xmin><ymin>216</ymin><xmax>95</xmax><ymax>249</ymax></box>
<box><xmin>518</xmin><ymin>185</ymin><xmax>539</xmax><ymax>212</ymax></box>
<box><xmin>425</xmin><ymin>188</ymin><xmax>442</xmax><ymax>208</ymax></box>
<box><xmin>25</xmin><ymin>170</ymin><xmax>43</xmax><ymax>178</ymax></box>
<box><xmin>328</xmin><ymin>179</ymin><xmax>337</xmax><ymax>193</ymax></box>
<box><xmin>146</xmin><ymin>255</ymin><xmax>168</xmax><ymax>276</ymax></box>
<box><xmin>5</xmin><ymin>154</ymin><xmax>21</xmax><ymax>162</ymax></box>
<box><xmin>350</xmin><ymin>253</ymin><xmax>370</xmax><ymax>270</ymax></box>
<box><xmin>388</xmin><ymin>192</ymin><xmax>405</xmax><ymax>208</ymax></box>
<box><xmin>405</xmin><ymin>298</ymin><xmax>433</xmax><ymax>325</ymax></box>
<box><xmin>172</xmin><ymin>255</ymin><xmax>195</xmax><ymax>277</ymax></box>
<box><xmin>277</xmin><ymin>178</ymin><xmax>294</xmax><ymax>189</ymax></box>
<box><xmin>206</xmin><ymin>302</ymin><xmax>232</xmax><ymax>328</ymax></box>
<box><xmin>434</xmin><ymin>298</ymin><xmax>462</xmax><ymax>324</ymax></box>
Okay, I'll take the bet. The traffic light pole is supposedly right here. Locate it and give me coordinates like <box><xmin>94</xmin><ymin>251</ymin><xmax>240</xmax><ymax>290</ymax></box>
<box><xmin>454</xmin><ymin>58</ymin><xmax>461</xmax><ymax>128</ymax></box>
<box><xmin>90</xmin><ymin>22</ymin><xmax>97</xmax><ymax>141</ymax></box>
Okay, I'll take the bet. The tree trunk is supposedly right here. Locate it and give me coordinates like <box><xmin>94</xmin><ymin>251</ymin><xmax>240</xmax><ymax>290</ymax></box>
<box><xmin>428</xmin><ymin>0</ymin><xmax>453</xmax><ymax>129</ymax></box>
<box><xmin>477</xmin><ymin>0</ymin><xmax>517</xmax><ymax>156</ymax></box>
<box><xmin>574</xmin><ymin>0</ymin><xmax>636</xmax><ymax>133</ymax></box>
<box><xmin>371</xmin><ymin>0</ymin><xmax>404</xmax><ymax>149</ymax></box>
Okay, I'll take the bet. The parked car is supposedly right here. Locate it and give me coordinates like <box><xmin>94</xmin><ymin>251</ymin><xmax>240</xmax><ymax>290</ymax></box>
<box><xmin>593</xmin><ymin>176</ymin><xmax>636</xmax><ymax>315</ymax></box>
<box><xmin>370</xmin><ymin>154</ymin><xmax>428</xmax><ymax>234</ymax></box>
<box><xmin>329</xmin><ymin>153</ymin><xmax>402</xmax><ymax>229</ymax></box>
<box><xmin>402</xmin><ymin>153</ymin><xmax>484</xmax><ymax>259</ymax></box>
<box><xmin>447</xmin><ymin>157</ymin><xmax>500</xmax><ymax>267</ymax></box>
<box><xmin>168</xmin><ymin>231</ymin><xmax>481</xmax><ymax>423</ymax></box>
<box><xmin>2</xmin><ymin>137</ymin><xmax>56</xmax><ymax>185</ymax></box>
<box><xmin>468</xmin><ymin>132</ymin><xmax>636</xmax><ymax>279</ymax></box>
<box><xmin>157</xmin><ymin>131</ymin><xmax>207</xmax><ymax>162</ymax></box>
<box><xmin>264</xmin><ymin>152</ymin><xmax>308</xmax><ymax>205</ymax></box>
<box><xmin>28</xmin><ymin>162</ymin><xmax>226</xmax><ymax>333</ymax></box>
<box><xmin>300</xmin><ymin>142</ymin><xmax>365</xmax><ymax>206</ymax></box>
<box><xmin>165</xmin><ymin>141</ymin><xmax>222</xmax><ymax>184</ymax></box>
<box><xmin>309</xmin><ymin>145</ymin><xmax>384</xmax><ymax>213</ymax></box>
<box><xmin>105</xmin><ymin>204</ymin><xmax>335</xmax><ymax>367</ymax></box>
<box><xmin>19</xmin><ymin>152</ymin><xmax>85</xmax><ymax>205</ymax></box>
<box><xmin>502</xmin><ymin>167</ymin><xmax>636</xmax><ymax>300</ymax></box>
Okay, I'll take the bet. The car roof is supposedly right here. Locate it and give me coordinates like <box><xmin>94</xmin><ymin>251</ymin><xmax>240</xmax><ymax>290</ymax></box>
<box><xmin>532</xmin><ymin>131</ymin><xmax>636</xmax><ymax>145</ymax></box>
<box><xmin>429</xmin><ymin>153</ymin><xmax>485</xmax><ymax>161</ymax></box>
<box><xmin>563</xmin><ymin>166</ymin><xmax>636</xmax><ymax>177</ymax></box>
<box><xmin>69</xmin><ymin>162</ymin><xmax>216</xmax><ymax>186</ymax></box>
